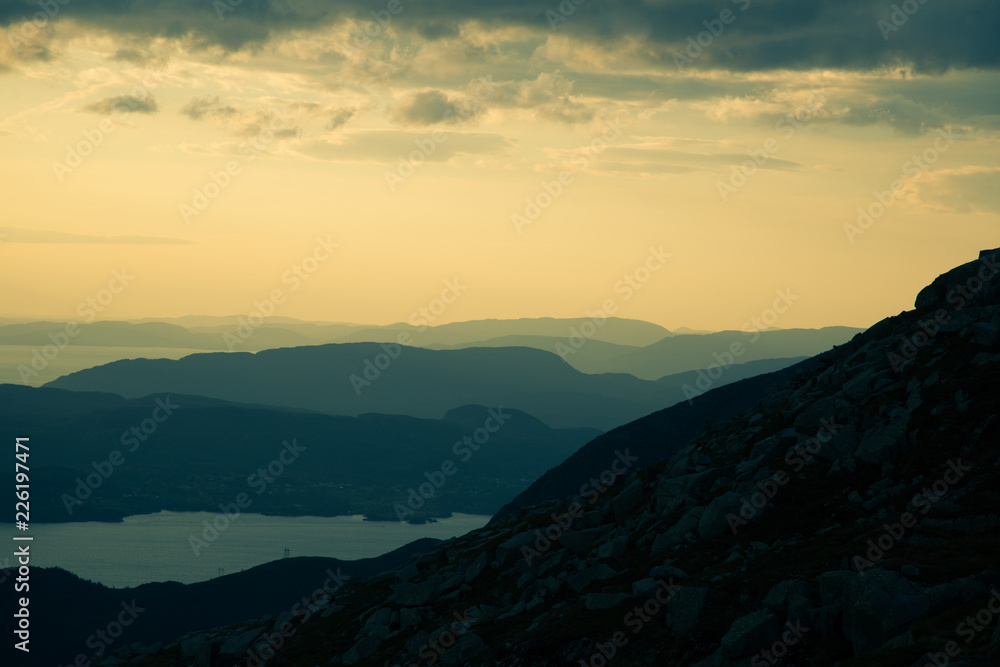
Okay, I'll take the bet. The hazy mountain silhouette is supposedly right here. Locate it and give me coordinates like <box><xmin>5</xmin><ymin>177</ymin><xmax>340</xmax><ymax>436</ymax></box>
<box><xmin>2</xmin><ymin>385</ymin><xmax>597</xmax><ymax>522</ymax></box>
<box><xmin>334</xmin><ymin>317</ymin><xmax>672</xmax><ymax>347</ymax></box>
<box><xmin>43</xmin><ymin>344</ymin><xmax>664</xmax><ymax>430</ymax></box>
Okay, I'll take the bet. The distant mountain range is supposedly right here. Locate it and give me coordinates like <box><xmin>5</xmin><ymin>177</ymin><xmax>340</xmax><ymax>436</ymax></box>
<box><xmin>1</xmin><ymin>386</ymin><xmax>598</xmax><ymax>522</ymax></box>
<box><xmin>0</xmin><ymin>316</ymin><xmax>862</xmax><ymax>383</ymax></box>
<box><xmin>43</xmin><ymin>343</ymin><xmax>816</xmax><ymax>431</ymax></box>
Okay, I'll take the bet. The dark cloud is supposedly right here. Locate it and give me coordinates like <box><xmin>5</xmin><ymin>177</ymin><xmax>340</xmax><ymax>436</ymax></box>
<box><xmin>0</xmin><ymin>1</ymin><xmax>996</xmax><ymax>73</ymax></box>
<box><xmin>181</xmin><ymin>96</ymin><xmax>238</xmax><ymax>120</ymax></box>
<box><xmin>110</xmin><ymin>47</ymin><xmax>151</xmax><ymax>64</ymax></box>
<box><xmin>326</xmin><ymin>107</ymin><xmax>356</xmax><ymax>131</ymax></box>
<box><xmin>80</xmin><ymin>94</ymin><xmax>158</xmax><ymax>115</ymax></box>
<box><xmin>390</xmin><ymin>90</ymin><xmax>462</xmax><ymax>125</ymax></box>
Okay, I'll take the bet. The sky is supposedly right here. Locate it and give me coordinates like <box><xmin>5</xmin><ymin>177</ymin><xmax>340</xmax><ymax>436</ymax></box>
<box><xmin>1</xmin><ymin>0</ymin><xmax>997</xmax><ymax>332</ymax></box>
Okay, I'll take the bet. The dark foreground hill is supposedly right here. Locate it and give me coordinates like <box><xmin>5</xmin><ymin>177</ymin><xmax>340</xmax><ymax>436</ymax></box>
<box><xmin>4</xmin><ymin>540</ymin><xmax>438</xmax><ymax>667</ymax></box>
<box><xmin>0</xmin><ymin>387</ymin><xmax>597</xmax><ymax>522</ymax></box>
<box><xmin>111</xmin><ymin>248</ymin><xmax>1000</xmax><ymax>666</ymax></box>
<box><xmin>491</xmin><ymin>356</ymin><xmax>815</xmax><ymax>523</ymax></box>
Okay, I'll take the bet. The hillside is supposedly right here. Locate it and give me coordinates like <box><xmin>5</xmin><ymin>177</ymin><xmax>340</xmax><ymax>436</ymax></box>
<box><xmin>2</xmin><ymin>386</ymin><xmax>597</xmax><ymax>522</ymax></box>
<box><xmin>110</xmin><ymin>247</ymin><xmax>1000</xmax><ymax>666</ymax></box>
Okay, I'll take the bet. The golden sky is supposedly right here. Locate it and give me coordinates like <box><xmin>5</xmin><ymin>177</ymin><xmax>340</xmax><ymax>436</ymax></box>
<box><xmin>1</xmin><ymin>0</ymin><xmax>997</xmax><ymax>331</ymax></box>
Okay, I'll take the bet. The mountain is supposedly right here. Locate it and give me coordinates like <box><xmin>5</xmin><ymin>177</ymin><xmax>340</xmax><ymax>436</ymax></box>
<box><xmin>9</xmin><ymin>540</ymin><xmax>437</xmax><ymax>667</ymax></box>
<box><xmin>601</xmin><ymin>326</ymin><xmax>863</xmax><ymax>380</ymax></box>
<box><xmin>491</xmin><ymin>356</ymin><xmax>813</xmax><ymax>523</ymax></box>
<box><xmin>423</xmin><ymin>329</ymin><xmax>857</xmax><ymax>379</ymax></box>
<box><xmin>111</xmin><ymin>248</ymin><xmax>1000</xmax><ymax>666</ymax></box>
<box><xmin>1</xmin><ymin>386</ymin><xmax>597</xmax><ymax>522</ymax></box>
<box><xmin>45</xmin><ymin>344</ymin><xmax>682</xmax><ymax>430</ymax></box>
<box><xmin>334</xmin><ymin>317</ymin><xmax>673</xmax><ymax>347</ymax></box>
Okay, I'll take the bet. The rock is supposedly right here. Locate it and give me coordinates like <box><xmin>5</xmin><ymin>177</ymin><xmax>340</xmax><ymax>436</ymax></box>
<box><xmin>597</xmin><ymin>534</ymin><xmax>629</xmax><ymax>559</ymax></box>
<box><xmin>465</xmin><ymin>552</ymin><xmax>489</xmax><ymax>583</ymax></box>
<box><xmin>818</xmin><ymin>424</ymin><xmax>858</xmax><ymax>461</ymax></box>
<box><xmin>561</xmin><ymin>527</ymin><xmax>606</xmax><ymax>555</ymax></box>
<box><xmin>632</xmin><ymin>578</ymin><xmax>663</xmax><ymax>598</ymax></box>
<box><xmin>568</xmin><ymin>564</ymin><xmax>617</xmax><ymax>593</ymax></box>
<box><xmin>698</xmin><ymin>491</ymin><xmax>743</xmax><ymax>539</ymax></box>
<box><xmin>793</xmin><ymin>397</ymin><xmax>838</xmax><ymax>433</ymax></box>
<box><xmin>972</xmin><ymin>322</ymin><xmax>1000</xmax><ymax>347</ymax></box>
<box><xmin>396</xmin><ymin>562</ymin><xmax>420</xmax><ymax>582</ymax></box>
<box><xmin>585</xmin><ymin>593</ymin><xmax>630</xmax><ymax>610</ymax></box>
<box><xmin>613</xmin><ymin>479</ymin><xmax>645</xmax><ymax>521</ymax></box>
<box><xmin>218</xmin><ymin>627</ymin><xmax>262</xmax><ymax>660</ymax></box>
<box><xmin>818</xmin><ymin>569</ymin><xmax>931</xmax><ymax>654</ymax></box>
<box><xmin>496</xmin><ymin>530</ymin><xmax>539</xmax><ymax>564</ymax></box>
<box><xmin>393</xmin><ymin>580</ymin><xmax>439</xmax><ymax>607</ymax></box>
<box><xmin>400</xmin><ymin>607</ymin><xmax>422</xmax><ymax>629</ymax></box>
<box><xmin>665</xmin><ymin>586</ymin><xmax>708</xmax><ymax>633</ymax></box>
<box><xmin>720</xmin><ymin>610</ymin><xmax>780</xmax><ymax>658</ymax></box>
<box><xmin>180</xmin><ymin>633</ymin><xmax>211</xmax><ymax>659</ymax></box>
<box><xmin>342</xmin><ymin>636</ymin><xmax>382</xmax><ymax>665</ymax></box>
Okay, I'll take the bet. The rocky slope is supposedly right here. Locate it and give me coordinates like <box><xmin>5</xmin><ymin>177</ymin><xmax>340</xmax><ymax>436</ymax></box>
<box><xmin>110</xmin><ymin>248</ymin><xmax>1000</xmax><ymax>666</ymax></box>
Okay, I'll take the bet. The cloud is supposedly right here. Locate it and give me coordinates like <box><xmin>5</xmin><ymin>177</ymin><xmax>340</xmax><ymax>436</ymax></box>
<box><xmin>326</xmin><ymin>107</ymin><xmax>356</xmax><ymax>131</ymax></box>
<box><xmin>0</xmin><ymin>1</ymin><xmax>996</xmax><ymax>74</ymax></box>
<box><xmin>295</xmin><ymin>129</ymin><xmax>512</xmax><ymax>163</ymax></box>
<box><xmin>912</xmin><ymin>167</ymin><xmax>1000</xmax><ymax>214</ymax></box>
<box><xmin>390</xmin><ymin>90</ymin><xmax>462</xmax><ymax>125</ymax></box>
<box><xmin>80</xmin><ymin>94</ymin><xmax>158</xmax><ymax>115</ymax></box>
<box><xmin>0</xmin><ymin>227</ymin><xmax>191</xmax><ymax>244</ymax></box>
<box><xmin>181</xmin><ymin>96</ymin><xmax>239</xmax><ymax>121</ymax></box>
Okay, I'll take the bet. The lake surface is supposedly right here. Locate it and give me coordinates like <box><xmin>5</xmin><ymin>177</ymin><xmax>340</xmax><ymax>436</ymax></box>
<box><xmin>5</xmin><ymin>512</ymin><xmax>490</xmax><ymax>588</ymax></box>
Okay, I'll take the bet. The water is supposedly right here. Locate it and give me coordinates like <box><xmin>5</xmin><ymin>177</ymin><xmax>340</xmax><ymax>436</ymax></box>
<box><xmin>6</xmin><ymin>512</ymin><xmax>490</xmax><ymax>588</ymax></box>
